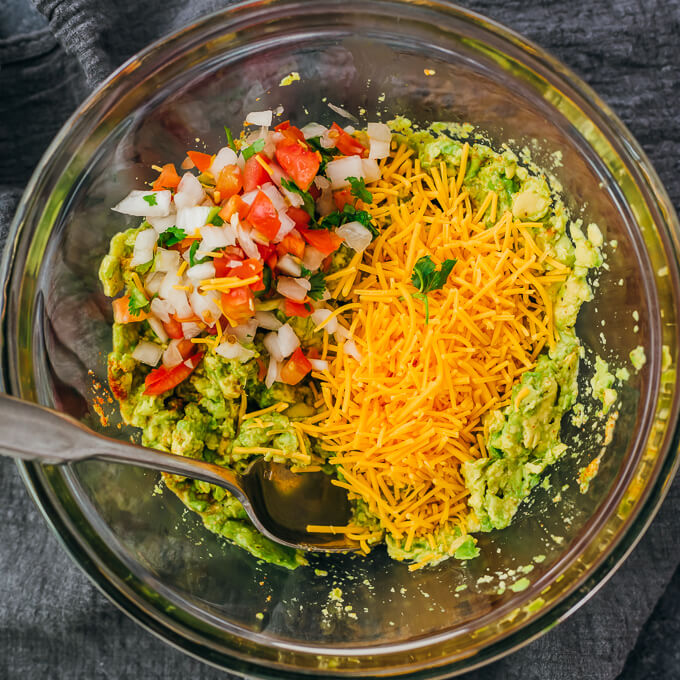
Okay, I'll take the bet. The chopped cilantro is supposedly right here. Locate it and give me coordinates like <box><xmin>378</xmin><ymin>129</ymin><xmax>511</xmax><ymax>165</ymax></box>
<box><xmin>347</xmin><ymin>176</ymin><xmax>373</xmax><ymax>204</ymax></box>
<box><xmin>410</xmin><ymin>255</ymin><xmax>457</xmax><ymax>324</ymax></box>
<box><xmin>127</xmin><ymin>284</ymin><xmax>149</xmax><ymax>317</ymax></box>
<box><xmin>188</xmin><ymin>241</ymin><xmax>203</xmax><ymax>267</ymax></box>
<box><xmin>281</xmin><ymin>178</ymin><xmax>315</xmax><ymax>217</ymax></box>
<box><xmin>322</xmin><ymin>204</ymin><xmax>378</xmax><ymax>237</ymax></box>
<box><xmin>142</xmin><ymin>193</ymin><xmax>158</xmax><ymax>207</ymax></box>
<box><xmin>306</xmin><ymin>136</ymin><xmax>340</xmax><ymax>172</ymax></box>
<box><xmin>254</xmin><ymin>264</ymin><xmax>273</xmax><ymax>297</ymax></box>
<box><xmin>224</xmin><ymin>126</ymin><xmax>237</xmax><ymax>152</ymax></box>
<box><xmin>307</xmin><ymin>271</ymin><xmax>327</xmax><ymax>301</ymax></box>
<box><xmin>156</xmin><ymin>226</ymin><xmax>186</xmax><ymax>247</ymax></box>
<box><xmin>241</xmin><ymin>138</ymin><xmax>265</xmax><ymax>160</ymax></box>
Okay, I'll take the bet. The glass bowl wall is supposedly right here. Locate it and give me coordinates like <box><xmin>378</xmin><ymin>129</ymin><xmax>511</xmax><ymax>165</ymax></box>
<box><xmin>1</xmin><ymin>1</ymin><xmax>679</xmax><ymax>677</ymax></box>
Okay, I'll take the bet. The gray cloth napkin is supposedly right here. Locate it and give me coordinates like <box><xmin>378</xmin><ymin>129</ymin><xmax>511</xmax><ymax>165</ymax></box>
<box><xmin>0</xmin><ymin>0</ymin><xmax>679</xmax><ymax>678</ymax></box>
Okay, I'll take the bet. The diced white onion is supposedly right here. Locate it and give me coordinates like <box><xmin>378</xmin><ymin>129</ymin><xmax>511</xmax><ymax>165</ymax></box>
<box><xmin>274</xmin><ymin>210</ymin><xmax>296</xmax><ymax>242</ymax></box>
<box><xmin>311</xmin><ymin>308</ymin><xmax>339</xmax><ymax>333</ymax></box>
<box><xmin>277</xmin><ymin>323</ymin><xmax>300</xmax><ymax>358</ymax></box>
<box><xmin>327</xmin><ymin>102</ymin><xmax>358</xmax><ymax>122</ymax></box>
<box><xmin>309</xmin><ymin>358</ymin><xmax>329</xmax><ymax>371</ymax></box>
<box><xmin>186</xmin><ymin>262</ymin><xmax>216</xmax><ymax>281</ymax></box>
<box><xmin>231</xmin><ymin>318</ymin><xmax>259</xmax><ymax>343</ymax></box>
<box><xmin>236</xmin><ymin>223</ymin><xmax>260</xmax><ymax>259</ymax></box>
<box><xmin>362</xmin><ymin>158</ymin><xmax>381</xmax><ymax>182</ymax></box>
<box><xmin>189</xmin><ymin>289</ymin><xmax>220</xmax><ymax>326</ymax></box>
<box><xmin>176</xmin><ymin>206</ymin><xmax>212</xmax><ymax>231</ymax></box>
<box><xmin>236</xmin><ymin>152</ymin><xmax>245</xmax><ymax>170</ymax></box>
<box><xmin>112</xmin><ymin>190</ymin><xmax>172</xmax><ymax>218</ymax></box>
<box><xmin>198</xmin><ymin>225</ymin><xmax>235</xmax><ymax>252</ymax></box>
<box><xmin>215</xmin><ymin>340</ymin><xmax>256</xmax><ymax>363</ymax></box>
<box><xmin>147</xmin><ymin>316</ymin><xmax>169</xmax><ymax>343</ymax></box>
<box><xmin>314</xmin><ymin>176</ymin><xmax>331</xmax><ymax>190</ymax></box>
<box><xmin>336</xmin><ymin>220</ymin><xmax>372</xmax><ymax>252</ymax></box>
<box><xmin>173</xmin><ymin>173</ymin><xmax>205</xmax><ymax>209</ymax></box>
<box><xmin>265</xmin><ymin>358</ymin><xmax>280</xmax><ymax>388</ymax></box>
<box><xmin>301</xmin><ymin>122</ymin><xmax>328</xmax><ymax>139</ymax></box>
<box><xmin>294</xmin><ymin>277</ymin><xmax>311</xmax><ymax>292</ymax></box>
<box><xmin>343</xmin><ymin>339</ymin><xmax>362</xmax><ymax>361</ymax></box>
<box><xmin>280</xmin><ymin>184</ymin><xmax>303</xmax><ymax>208</ymax></box>
<box><xmin>150</xmin><ymin>297</ymin><xmax>172</xmax><ymax>323</ymax></box>
<box><xmin>162</xmin><ymin>340</ymin><xmax>184</xmax><ymax>368</ymax></box>
<box><xmin>160</xmin><ymin>273</ymin><xmax>193</xmax><ymax>318</ymax></box>
<box><xmin>367</xmin><ymin>122</ymin><xmax>391</xmax><ymax>143</ymax></box>
<box><xmin>277</xmin><ymin>256</ymin><xmax>302</xmax><ymax>278</ymax></box>
<box><xmin>326</xmin><ymin>155</ymin><xmax>364</xmax><ymax>189</ymax></box>
<box><xmin>260</xmin><ymin>182</ymin><xmax>286</xmax><ymax>212</ymax></box>
<box><xmin>209</xmin><ymin>147</ymin><xmax>239</xmax><ymax>177</ymax></box>
<box><xmin>320</xmin><ymin>130</ymin><xmax>336</xmax><ymax>148</ymax></box>
<box><xmin>147</xmin><ymin>212</ymin><xmax>176</xmax><ymax>233</ymax></box>
<box><xmin>246</xmin><ymin>110</ymin><xmax>273</xmax><ymax>127</ymax></box>
<box><xmin>240</xmin><ymin>189</ymin><xmax>258</xmax><ymax>206</ymax></box>
<box><xmin>255</xmin><ymin>311</ymin><xmax>282</xmax><ymax>330</ymax></box>
<box><xmin>144</xmin><ymin>272</ymin><xmax>164</xmax><ymax>296</ymax></box>
<box><xmin>181</xmin><ymin>322</ymin><xmax>202</xmax><ymax>339</ymax></box>
<box><xmin>132</xmin><ymin>341</ymin><xmax>163</xmax><ymax>366</ymax></box>
<box><xmin>129</xmin><ymin>228</ymin><xmax>156</xmax><ymax>267</ymax></box>
<box><xmin>369</xmin><ymin>139</ymin><xmax>390</xmax><ymax>160</ymax></box>
<box><xmin>301</xmin><ymin>245</ymin><xmax>325</xmax><ymax>272</ymax></box>
<box><xmin>155</xmin><ymin>248</ymin><xmax>180</xmax><ymax>273</ymax></box>
<box><xmin>264</xmin><ymin>332</ymin><xmax>284</xmax><ymax>361</ymax></box>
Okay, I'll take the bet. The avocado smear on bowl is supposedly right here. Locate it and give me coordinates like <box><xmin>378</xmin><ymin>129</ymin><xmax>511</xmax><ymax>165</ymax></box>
<box><xmin>99</xmin><ymin>117</ymin><xmax>606</xmax><ymax>570</ymax></box>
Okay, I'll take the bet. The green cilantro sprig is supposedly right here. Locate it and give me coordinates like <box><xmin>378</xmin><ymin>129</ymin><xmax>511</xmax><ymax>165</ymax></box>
<box><xmin>410</xmin><ymin>255</ymin><xmax>457</xmax><ymax>323</ymax></box>
<box><xmin>322</xmin><ymin>204</ymin><xmax>378</xmax><ymax>237</ymax></box>
<box><xmin>142</xmin><ymin>194</ymin><xmax>158</xmax><ymax>207</ymax></box>
<box><xmin>156</xmin><ymin>226</ymin><xmax>186</xmax><ymax>247</ymax></box>
<box><xmin>306</xmin><ymin>136</ymin><xmax>340</xmax><ymax>172</ymax></box>
<box><xmin>241</xmin><ymin>138</ymin><xmax>265</xmax><ymax>160</ymax></box>
<box><xmin>224</xmin><ymin>126</ymin><xmax>237</xmax><ymax>152</ymax></box>
<box><xmin>281</xmin><ymin>178</ymin><xmax>316</xmax><ymax>217</ymax></box>
<box><xmin>347</xmin><ymin>176</ymin><xmax>373</xmax><ymax>204</ymax></box>
<box><xmin>127</xmin><ymin>284</ymin><xmax>150</xmax><ymax>317</ymax></box>
<box><xmin>300</xmin><ymin>266</ymin><xmax>327</xmax><ymax>301</ymax></box>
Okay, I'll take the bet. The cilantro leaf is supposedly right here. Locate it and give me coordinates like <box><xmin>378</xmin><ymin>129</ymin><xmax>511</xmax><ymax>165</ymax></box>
<box><xmin>241</xmin><ymin>138</ymin><xmax>265</xmax><ymax>160</ymax></box>
<box><xmin>281</xmin><ymin>178</ymin><xmax>316</xmax><ymax>217</ymax></box>
<box><xmin>347</xmin><ymin>176</ymin><xmax>373</xmax><ymax>204</ymax></box>
<box><xmin>254</xmin><ymin>264</ymin><xmax>273</xmax><ymax>298</ymax></box>
<box><xmin>322</xmin><ymin>204</ymin><xmax>379</xmax><ymax>237</ymax></box>
<box><xmin>127</xmin><ymin>284</ymin><xmax>150</xmax><ymax>317</ymax></box>
<box><xmin>307</xmin><ymin>271</ymin><xmax>327</xmax><ymax>301</ymax></box>
<box><xmin>156</xmin><ymin>226</ymin><xmax>186</xmax><ymax>247</ymax></box>
<box><xmin>142</xmin><ymin>193</ymin><xmax>158</xmax><ymax>207</ymax></box>
<box><xmin>306</xmin><ymin>136</ymin><xmax>340</xmax><ymax>172</ymax></box>
<box><xmin>411</xmin><ymin>255</ymin><xmax>457</xmax><ymax>294</ymax></box>
<box><xmin>188</xmin><ymin>241</ymin><xmax>201</xmax><ymax>267</ymax></box>
<box><xmin>224</xmin><ymin>126</ymin><xmax>237</xmax><ymax>152</ymax></box>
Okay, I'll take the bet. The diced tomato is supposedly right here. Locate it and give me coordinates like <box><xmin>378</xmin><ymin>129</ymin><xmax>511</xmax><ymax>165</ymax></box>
<box><xmin>216</xmin><ymin>164</ymin><xmax>242</xmax><ymax>200</ymax></box>
<box><xmin>152</xmin><ymin>163</ymin><xmax>181</xmax><ymax>191</ymax></box>
<box><xmin>309</xmin><ymin>183</ymin><xmax>321</xmax><ymax>200</ymax></box>
<box><xmin>284</xmin><ymin>299</ymin><xmax>313</xmax><ymax>318</ymax></box>
<box><xmin>219</xmin><ymin>194</ymin><xmax>250</xmax><ymax>222</ymax></box>
<box><xmin>231</xmin><ymin>258</ymin><xmax>265</xmax><ymax>291</ymax></box>
<box><xmin>329</xmin><ymin>122</ymin><xmax>367</xmax><ymax>157</ymax></box>
<box><xmin>333</xmin><ymin>189</ymin><xmax>355</xmax><ymax>211</ymax></box>
<box><xmin>275</xmin><ymin>143</ymin><xmax>320</xmax><ymax>191</ymax></box>
<box><xmin>162</xmin><ymin>317</ymin><xmax>184</xmax><ymax>339</ymax></box>
<box><xmin>286</xmin><ymin>206</ymin><xmax>311</xmax><ymax>228</ymax></box>
<box><xmin>256</xmin><ymin>358</ymin><xmax>267</xmax><ymax>381</ymax></box>
<box><xmin>170</xmin><ymin>235</ymin><xmax>201</xmax><ymax>253</ymax></box>
<box><xmin>186</xmin><ymin>150</ymin><xmax>213</xmax><ymax>173</ymax></box>
<box><xmin>277</xmin><ymin>231</ymin><xmax>306</xmax><ymax>259</ymax></box>
<box><xmin>247</xmin><ymin>191</ymin><xmax>281</xmax><ymax>240</ymax></box>
<box><xmin>221</xmin><ymin>286</ymin><xmax>255</xmax><ymax>324</ymax></box>
<box><xmin>279</xmin><ymin>348</ymin><xmax>313</xmax><ymax>385</ymax></box>
<box><xmin>243</xmin><ymin>153</ymin><xmax>271</xmax><ymax>192</ymax></box>
<box><xmin>275</xmin><ymin>120</ymin><xmax>306</xmax><ymax>144</ymax></box>
<box><xmin>144</xmin><ymin>351</ymin><xmax>204</xmax><ymax>396</ymax></box>
<box><xmin>296</xmin><ymin>226</ymin><xmax>344</xmax><ymax>256</ymax></box>
<box><xmin>113</xmin><ymin>296</ymin><xmax>148</xmax><ymax>324</ymax></box>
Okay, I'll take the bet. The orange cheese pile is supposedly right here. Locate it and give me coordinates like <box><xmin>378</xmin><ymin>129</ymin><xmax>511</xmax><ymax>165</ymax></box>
<box><xmin>301</xmin><ymin>143</ymin><xmax>571</xmax><ymax>552</ymax></box>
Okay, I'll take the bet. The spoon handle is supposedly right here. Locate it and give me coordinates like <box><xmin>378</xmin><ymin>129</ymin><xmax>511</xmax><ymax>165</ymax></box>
<box><xmin>0</xmin><ymin>393</ymin><xmax>248</xmax><ymax>501</ymax></box>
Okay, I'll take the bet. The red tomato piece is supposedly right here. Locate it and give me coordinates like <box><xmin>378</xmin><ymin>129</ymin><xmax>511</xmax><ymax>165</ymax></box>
<box><xmin>279</xmin><ymin>348</ymin><xmax>313</xmax><ymax>385</ymax></box>
<box><xmin>333</xmin><ymin>189</ymin><xmax>355</xmax><ymax>211</ymax></box>
<box><xmin>296</xmin><ymin>226</ymin><xmax>344</xmax><ymax>256</ymax></box>
<box><xmin>247</xmin><ymin>191</ymin><xmax>281</xmax><ymax>240</ymax></box>
<box><xmin>284</xmin><ymin>299</ymin><xmax>313</xmax><ymax>318</ymax></box>
<box><xmin>275</xmin><ymin>143</ymin><xmax>320</xmax><ymax>191</ymax></box>
<box><xmin>144</xmin><ymin>351</ymin><xmax>204</xmax><ymax>396</ymax></box>
<box><xmin>286</xmin><ymin>206</ymin><xmax>311</xmax><ymax>228</ymax></box>
<box><xmin>162</xmin><ymin>317</ymin><xmax>184</xmax><ymax>339</ymax></box>
<box><xmin>221</xmin><ymin>286</ymin><xmax>255</xmax><ymax>324</ymax></box>
<box><xmin>216</xmin><ymin>164</ymin><xmax>242</xmax><ymax>200</ymax></box>
<box><xmin>277</xmin><ymin>232</ymin><xmax>306</xmax><ymax>259</ymax></box>
<box><xmin>243</xmin><ymin>153</ymin><xmax>271</xmax><ymax>192</ymax></box>
<box><xmin>329</xmin><ymin>122</ymin><xmax>367</xmax><ymax>157</ymax></box>
<box><xmin>231</xmin><ymin>258</ymin><xmax>265</xmax><ymax>291</ymax></box>
<box><xmin>219</xmin><ymin>194</ymin><xmax>250</xmax><ymax>222</ymax></box>
<box><xmin>113</xmin><ymin>296</ymin><xmax>148</xmax><ymax>324</ymax></box>
<box><xmin>152</xmin><ymin>163</ymin><xmax>181</xmax><ymax>191</ymax></box>
<box><xmin>186</xmin><ymin>151</ymin><xmax>213</xmax><ymax>173</ymax></box>
<box><xmin>275</xmin><ymin>120</ymin><xmax>306</xmax><ymax>144</ymax></box>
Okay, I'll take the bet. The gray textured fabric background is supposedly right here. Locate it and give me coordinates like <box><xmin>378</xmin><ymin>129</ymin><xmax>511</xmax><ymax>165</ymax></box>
<box><xmin>0</xmin><ymin>1</ymin><xmax>679</xmax><ymax>678</ymax></box>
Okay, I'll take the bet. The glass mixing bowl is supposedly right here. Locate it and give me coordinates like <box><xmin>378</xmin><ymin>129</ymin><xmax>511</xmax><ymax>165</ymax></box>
<box><xmin>1</xmin><ymin>1</ymin><xmax>679</xmax><ymax>677</ymax></box>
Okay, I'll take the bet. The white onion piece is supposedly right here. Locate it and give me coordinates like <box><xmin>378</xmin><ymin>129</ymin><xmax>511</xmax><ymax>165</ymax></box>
<box><xmin>186</xmin><ymin>262</ymin><xmax>216</xmax><ymax>281</ymax></box>
<box><xmin>246</xmin><ymin>110</ymin><xmax>273</xmax><ymax>127</ymax></box>
<box><xmin>335</xmin><ymin>324</ymin><xmax>350</xmax><ymax>341</ymax></box>
<box><xmin>147</xmin><ymin>212</ymin><xmax>176</xmax><ymax>233</ymax></box>
<box><xmin>130</xmin><ymin>228</ymin><xmax>156</xmax><ymax>267</ymax></box>
<box><xmin>255</xmin><ymin>311</ymin><xmax>282</xmax><ymax>330</ymax></box>
<box><xmin>320</xmin><ymin>130</ymin><xmax>336</xmax><ymax>149</ymax></box>
<box><xmin>231</xmin><ymin>317</ymin><xmax>259</xmax><ymax>343</ymax></box>
<box><xmin>367</xmin><ymin>122</ymin><xmax>391</xmax><ymax>142</ymax></box>
<box><xmin>301</xmin><ymin>122</ymin><xmax>328</xmax><ymax>139</ymax></box>
<box><xmin>163</xmin><ymin>340</ymin><xmax>184</xmax><ymax>368</ymax></box>
<box><xmin>277</xmin><ymin>323</ymin><xmax>300</xmax><ymax>358</ymax></box>
<box><xmin>309</xmin><ymin>358</ymin><xmax>329</xmax><ymax>371</ymax></box>
<box><xmin>260</xmin><ymin>183</ymin><xmax>286</xmax><ymax>212</ymax></box>
<box><xmin>144</xmin><ymin>272</ymin><xmax>164</xmax><ymax>296</ymax></box>
<box><xmin>147</xmin><ymin>316</ymin><xmax>169</xmax><ymax>343</ymax></box>
<box><xmin>199</xmin><ymin>225</ymin><xmax>235</xmax><ymax>252</ymax></box>
<box><xmin>150</xmin><ymin>297</ymin><xmax>172</xmax><ymax>323</ymax></box>
<box><xmin>326</xmin><ymin>155</ymin><xmax>364</xmax><ymax>189</ymax></box>
<box><xmin>132</xmin><ymin>341</ymin><xmax>163</xmax><ymax>367</ymax></box>
<box><xmin>311</xmin><ymin>308</ymin><xmax>339</xmax><ymax>333</ymax></box>
<box><xmin>236</xmin><ymin>223</ymin><xmax>260</xmax><ymax>259</ymax></box>
<box><xmin>280</xmin><ymin>184</ymin><xmax>303</xmax><ymax>208</ymax></box>
<box><xmin>216</xmin><ymin>340</ymin><xmax>256</xmax><ymax>363</ymax></box>
<box><xmin>369</xmin><ymin>139</ymin><xmax>391</xmax><ymax>160</ymax></box>
<box><xmin>181</xmin><ymin>322</ymin><xmax>202</xmax><ymax>339</ymax></box>
<box><xmin>189</xmin><ymin>289</ymin><xmax>220</xmax><ymax>325</ymax></box>
<box><xmin>209</xmin><ymin>147</ymin><xmax>238</xmax><ymax>177</ymax></box>
<box><xmin>277</xmin><ymin>255</ymin><xmax>302</xmax><ymax>278</ymax></box>
<box><xmin>176</xmin><ymin>206</ymin><xmax>212</xmax><ymax>231</ymax></box>
<box><xmin>265</xmin><ymin>358</ymin><xmax>280</xmax><ymax>388</ymax></box>
<box><xmin>301</xmin><ymin>245</ymin><xmax>325</xmax><ymax>272</ymax></box>
<box><xmin>236</xmin><ymin>152</ymin><xmax>245</xmax><ymax>170</ymax></box>
<box><xmin>160</xmin><ymin>273</ymin><xmax>192</xmax><ymax>318</ymax></box>
<box><xmin>361</xmin><ymin>158</ymin><xmax>381</xmax><ymax>182</ymax></box>
<box><xmin>327</xmin><ymin>102</ymin><xmax>358</xmax><ymax>122</ymax></box>
<box><xmin>343</xmin><ymin>339</ymin><xmax>362</xmax><ymax>361</ymax></box>
<box><xmin>313</xmin><ymin>175</ymin><xmax>334</xmax><ymax>216</ymax></box>
<box><xmin>174</xmin><ymin>173</ymin><xmax>205</xmax><ymax>209</ymax></box>
<box><xmin>240</xmin><ymin>189</ymin><xmax>258</xmax><ymax>206</ymax></box>
<box><xmin>314</xmin><ymin>176</ymin><xmax>331</xmax><ymax>190</ymax></box>
<box><xmin>336</xmin><ymin>220</ymin><xmax>372</xmax><ymax>252</ymax></box>
<box><xmin>155</xmin><ymin>248</ymin><xmax>180</xmax><ymax>273</ymax></box>
<box><xmin>294</xmin><ymin>277</ymin><xmax>311</xmax><ymax>292</ymax></box>
<box><xmin>112</xmin><ymin>190</ymin><xmax>171</xmax><ymax>217</ymax></box>
<box><xmin>264</xmin><ymin>332</ymin><xmax>284</xmax><ymax>361</ymax></box>
<box><xmin>274</xmin><ymin>210</ymin><xmax>296</xmax><ymax>242</ymax></box>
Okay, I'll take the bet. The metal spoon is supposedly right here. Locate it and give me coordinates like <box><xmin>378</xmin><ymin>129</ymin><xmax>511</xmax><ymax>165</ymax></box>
<box><xmin>0</xmin><ymin>393</ymin><xmax>357</xmax><ymax>552</ymax></box>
